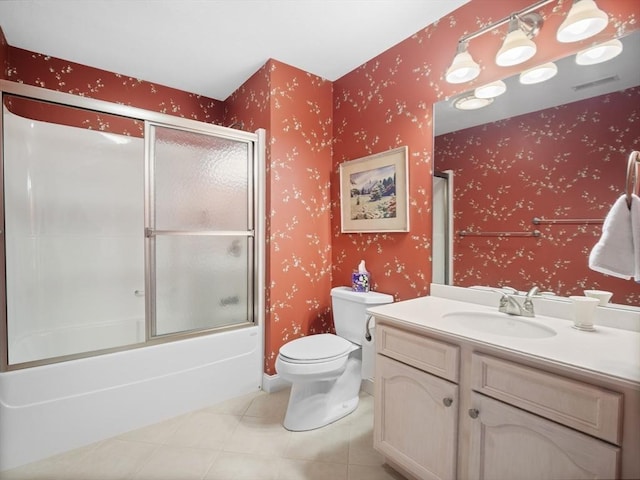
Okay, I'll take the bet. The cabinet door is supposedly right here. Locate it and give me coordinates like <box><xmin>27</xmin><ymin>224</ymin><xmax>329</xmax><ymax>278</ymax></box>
<box><xmin>467</xmin><ymin>393</ymin><xmax>620</xmax><ymax>480</ymax></box>
<box><xmin>375</xmin><ymin>354</ymin><xmax>458</xmax><ymax>480</ymax></box>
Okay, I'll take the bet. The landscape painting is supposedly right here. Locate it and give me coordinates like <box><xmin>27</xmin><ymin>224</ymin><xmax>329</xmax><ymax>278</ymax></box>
<box><xmin>340</xmin><ymin>146</ymin><xmax>409</xmax><ymax>233</ymax></box>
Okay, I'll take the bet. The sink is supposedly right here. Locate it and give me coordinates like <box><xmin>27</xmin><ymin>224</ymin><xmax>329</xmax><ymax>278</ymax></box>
<box><xmin>443</xmin><ymin>312</ymin><xmax>557</xmax><ymax>339</ymax></box>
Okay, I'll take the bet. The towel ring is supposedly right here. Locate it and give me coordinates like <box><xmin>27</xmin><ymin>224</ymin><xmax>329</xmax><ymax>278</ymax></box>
<box><xmin>626</xmin><ymin>150</ymin><xmax>639</xmax><ymax>209</ymax></box>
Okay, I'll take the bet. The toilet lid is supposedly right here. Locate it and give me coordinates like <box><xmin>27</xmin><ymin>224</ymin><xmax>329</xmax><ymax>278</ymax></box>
<box><xmin>279</xmin><ymin>334</ymin><xmax>353</xmax><ymax>362</ymax></box>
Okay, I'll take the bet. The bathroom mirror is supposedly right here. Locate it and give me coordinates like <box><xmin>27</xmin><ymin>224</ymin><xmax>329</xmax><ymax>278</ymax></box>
<box><xmin>433</xmin><ymin>30</ymin><xmax>640</xmax><ymax>307</ymax></box>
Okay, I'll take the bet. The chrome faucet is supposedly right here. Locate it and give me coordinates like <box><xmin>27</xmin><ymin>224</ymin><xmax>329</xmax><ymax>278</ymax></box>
<box><xmin>496</xmin><ymin>286</ymin><xmax>538</xmax><ymax>317</ymax></box>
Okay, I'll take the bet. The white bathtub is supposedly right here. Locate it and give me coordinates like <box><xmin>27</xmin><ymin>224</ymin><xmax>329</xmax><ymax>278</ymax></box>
<box><xmin>0</xmin><ymin>325</ymin><xmax>263</xmax><ymax>471</ymax></box>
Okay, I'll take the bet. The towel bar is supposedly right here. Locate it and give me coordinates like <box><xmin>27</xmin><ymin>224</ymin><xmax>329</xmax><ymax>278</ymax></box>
<box><xmin>458</xmin><ymin>230</ymin><xmax>541</xmax><ymax>238</ymax></box>
<box><xmin>626</xmin><ymin>150</ymin><xmax>639</xmax><ymax>209</ymax></box>
<box><xmin>532</xmin><ymin>217</ymin><xmax>603</xmax><ymax>225</ymax></box>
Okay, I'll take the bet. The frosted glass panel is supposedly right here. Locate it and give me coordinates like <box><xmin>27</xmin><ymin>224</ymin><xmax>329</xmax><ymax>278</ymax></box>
<box><xmin>153</xmin><ymin>126</ymin><xmax>250</xmax><ymax>231</ymax></box>
<box><xmin>154</xmin><ymin>236</ymin><xmax>250</xmax><ymax>336</ymax></box>
<box><xmin>3</xmin><ymin>98</ymin><xmax>145</xmax><ymax>365</ymax></box>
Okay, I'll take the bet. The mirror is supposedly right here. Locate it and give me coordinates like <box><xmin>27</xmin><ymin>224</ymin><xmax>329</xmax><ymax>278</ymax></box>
<box><xmin>433</xmin><ymin>31</ymin><xmax>640</xmax><ymax>307</ymax></box>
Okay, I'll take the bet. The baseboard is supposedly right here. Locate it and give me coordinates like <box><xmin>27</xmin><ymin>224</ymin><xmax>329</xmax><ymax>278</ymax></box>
<box><xmin>261</xmin><ymin>373</ymin><xmax>291</xmax><ymax>393</ymax></box>
<box><xmin>361</xmin><ymin>378</ymin><xmax>374</xmax><ymax>396</ymax></box>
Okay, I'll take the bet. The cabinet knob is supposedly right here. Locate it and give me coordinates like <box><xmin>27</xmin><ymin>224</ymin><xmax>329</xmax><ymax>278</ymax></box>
<box><xmin>442</xmin><ymin>397</ymin><xmax>453</xmax><ymax>407</ymax></box>
<box><xmin>468</xmin><ymin>408</ymin><xmax>480</xmax><ymax>419</ymax></box>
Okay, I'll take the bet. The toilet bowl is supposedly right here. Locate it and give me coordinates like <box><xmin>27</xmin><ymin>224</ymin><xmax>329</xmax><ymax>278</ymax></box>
<box><xmin>276</xmin><ymin>287</ymin><xmax>393</xmax><ymax>431</ymax></box>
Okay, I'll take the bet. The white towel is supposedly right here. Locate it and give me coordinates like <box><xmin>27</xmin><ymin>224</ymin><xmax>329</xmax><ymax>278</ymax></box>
<box><xmin>631</xmin><ymin>194</ymin><xmax>640</xmax><ymax>282</ymax></box>
<box><xmin>588</xmin><ymin>194</ymin><xmax>639</xmax><ymax>280</ymax></box>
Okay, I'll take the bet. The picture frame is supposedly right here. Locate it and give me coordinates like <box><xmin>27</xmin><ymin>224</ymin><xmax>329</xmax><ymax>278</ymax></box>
<box><xmin>339</xmin><ymin>146</ymin><xmax>409</xmax><ymax>233</ymax></box>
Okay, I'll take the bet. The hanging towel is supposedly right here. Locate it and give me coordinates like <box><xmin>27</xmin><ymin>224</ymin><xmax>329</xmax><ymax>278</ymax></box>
<box><xmin>631</xmin><ymin>194</ymin><xmax>640</xmax><ymax>282</ymax></box>
<box><xmin>588</xmin><ymin>194</ymin><xmax>638</xmax><ymax>280</ymax></box>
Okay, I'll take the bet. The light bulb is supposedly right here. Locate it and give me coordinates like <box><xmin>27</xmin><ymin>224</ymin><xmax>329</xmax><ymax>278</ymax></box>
<box><xmin>446</xmin><ymin>49</ymin><xmax>480</xmax><ymax>84</ymax></box>
<box><xmin>520</xmin><ymin>62</ymin><xmax>558</xmax><ymax>85</ymax></box>
<box><xmin>496</xmin><ymin>28</ymin><xmax>537</xmax><ymax>67</ymax></box>
<box><xmin>576</xmin><ymin>39</ymin><xmax>623</xmax><ymax>65</ymax></box>
<box><xmin>557</xmin><ymin>0</ymin><xmax>609</xmax><ymax>43</ymax></box>
<box><xmin>475</xmin><ymin>80</ymin><xmax>507</xmax><ymax>99</ymax></box>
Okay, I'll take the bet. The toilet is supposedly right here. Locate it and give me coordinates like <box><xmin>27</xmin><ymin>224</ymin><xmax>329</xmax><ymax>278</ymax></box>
<box><xmin>275</xmin><ymin>286</ymin><xmax>393</xmax><ymax>431</ymax></box>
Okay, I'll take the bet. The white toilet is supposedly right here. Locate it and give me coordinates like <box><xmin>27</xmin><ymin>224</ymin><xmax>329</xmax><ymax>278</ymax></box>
<box><xmin>275</xmin><ymin>286</ymin><xmax>393</xmax><ymax>431</ymax></box>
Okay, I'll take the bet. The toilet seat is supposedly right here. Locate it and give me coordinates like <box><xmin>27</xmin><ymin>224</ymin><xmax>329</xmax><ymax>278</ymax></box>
<box><xmin>278</xmin><ymin>334</ymin><xmax>355</xmax><ymax>364</ymax></box>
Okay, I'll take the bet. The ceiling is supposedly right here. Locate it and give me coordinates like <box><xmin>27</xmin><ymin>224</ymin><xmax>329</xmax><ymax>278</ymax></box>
<box><xmin>0</xmin><ymin>0</ymin><xmax>470</xmax><ymax>101</ymax></box>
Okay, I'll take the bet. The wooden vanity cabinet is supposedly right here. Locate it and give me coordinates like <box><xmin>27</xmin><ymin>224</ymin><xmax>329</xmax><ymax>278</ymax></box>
<box><xmin>374</xmin><ymin>324</ymin><xmax>460</xmax><ymax>480</ymax></box>
<box><xmin>467</xmin><ymin>392</ymin><xmax>620</xmax><ymax>480</ymax></box>
<box><xmin>374</xmin><ymin>322</ymin><xmax>636</xmax><ymax>480</ymax></box>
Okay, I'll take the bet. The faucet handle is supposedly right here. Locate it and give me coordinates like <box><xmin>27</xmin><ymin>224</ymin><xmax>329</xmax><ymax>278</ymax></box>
<box><xmin>526</xmin><ymin>286</ymin><xmax>540</xmax><ymax>298</ymax></box>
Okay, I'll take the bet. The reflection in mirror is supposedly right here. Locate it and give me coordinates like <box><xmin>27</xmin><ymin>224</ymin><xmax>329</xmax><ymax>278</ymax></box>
<box><xmin>433</xmin><ymin>31</ymin><xmax>640</xmax><ymax>307</ymax></box>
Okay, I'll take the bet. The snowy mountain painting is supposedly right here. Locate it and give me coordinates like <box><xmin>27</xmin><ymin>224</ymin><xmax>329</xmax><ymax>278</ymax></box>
<box><xmin>348</xmin><ymin>164</ymin><xmax>397</xmax><ymax>220</ymax></box>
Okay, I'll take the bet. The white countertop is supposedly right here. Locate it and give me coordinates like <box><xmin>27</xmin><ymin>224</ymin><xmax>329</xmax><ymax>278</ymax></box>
<box><xmin>367</xmin><ymin>294</ymin><xmax>640</xmax><ymax>387</ymax></box>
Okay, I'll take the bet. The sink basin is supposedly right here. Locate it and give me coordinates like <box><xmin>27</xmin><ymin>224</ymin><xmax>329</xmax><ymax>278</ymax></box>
<box><xmin>443</xmin><ymin>311</ymin><xmax>557</xmax><ymax>339</ymax></box>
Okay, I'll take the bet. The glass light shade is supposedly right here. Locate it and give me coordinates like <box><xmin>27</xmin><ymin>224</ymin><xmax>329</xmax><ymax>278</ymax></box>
<box><xmin>519</xmin><ymin>62</ymin><xmax>558</xmax><ymax>84</ymax></box>
<box><xmin>474</xmin><ymin>80</ymin><xmax>507</xmax><ymax>99</ymax></box>
<box><xmin>454</xmin><ymin>95</ymin><xmax>493</xmax><ymax>110</ymax></box>
<box><xmin>576</xmin><ymin>39</ymin><xmax>623</xmax><ymax>65</ymax></box>
<box><xmin>557</xmin><ymin>0</ymin><xmax>608</xmax><ymax>43</ymax></box>
<box><xmin>445</xmin><ymin>50</ymin><xmax>480</xmax><ymax>84</ymax></box>
<box><xmin>496</xmin><ymin>29</ymin><xmax>537</xmax><ymax>67</ymax></box>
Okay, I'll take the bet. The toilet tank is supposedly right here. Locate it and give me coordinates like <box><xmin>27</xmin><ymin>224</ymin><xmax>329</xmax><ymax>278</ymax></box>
<box><xmin>330</xmin><ymin>286</ymin><xmax>394</xmax><ymax>345</ymax></box>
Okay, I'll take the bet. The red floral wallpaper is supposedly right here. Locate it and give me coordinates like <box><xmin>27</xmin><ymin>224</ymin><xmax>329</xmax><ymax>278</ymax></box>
<box><xmin>6</xmin><ymin>47</ymin><xmax>225</xmax><ymax>123</ymax></box>
<box><xmin>1</xmin><ymin>0</ymin><xmax>639</xmax><ymax>375</ymax></box>
<box><xmin>331</xmin><ymin>0</ymin><xmax>639</xmax><ymax>303</ymax></box>
<box><xmin>435</xmin><ymin>87</ymin><xmax>640</xmax><ymax>306</ymax></box>
<box><xmin>0</xmin><ymin>28</ymin><xmax>7</xmax><ymax>81</ymax></box>
<box><xmin>225</xmin><ymin>60</ymin><xmax>334</xmax><ymax>374</ymax></box>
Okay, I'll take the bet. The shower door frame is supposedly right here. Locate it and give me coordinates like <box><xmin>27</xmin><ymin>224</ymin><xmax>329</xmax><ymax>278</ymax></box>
<box><xmin>0</xmin><ymin>80</ymin><xmax>265</xmax><ymax>371</ymax></box>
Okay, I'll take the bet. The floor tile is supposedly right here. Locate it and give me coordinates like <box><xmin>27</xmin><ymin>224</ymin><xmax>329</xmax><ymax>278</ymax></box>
<box><xmin>284</xmin><ymin>421</ymin><xmax>350</xmax><ymax>464</ymax></box>
<box><xmin>348</xmin><ymin>463</ymin><xmax>408</xmax><ymax>480</ymax></box>
<box><xmin>66</xmin><ymin>439</ymin><xmax>157</xmax><ymax>480</ymax></box>
<box><xmin>133</xmin><ymin>446</ymin><xmax>217</xmax><ymax>480</ymax></box>
<box><xmin>164</xmin><ymin>411</ymin><xmax>241</xmax><ymax>450</ymax></box>
<box><xmin>277</xmin><ymin>459</ymin><xmax>348</xmax><ymax>480</ymax></box>
<box><xmin>203</xmin><ymin>451</ymin><xmax>280</xmax><ymax>480</ymax></box>
<box><xmin>243</xmin><ymin>388</ymin><xmax>290</xmax><ymax>420</ymax></box>
<box><xmin>224</xmin><ymin>415</ymin><xmax>292</xmax><ymax>457</ymax></box>
<box><xmin>0</xmin><ymin>389</ymin><xmax>408</xmax><ymax>480</ymax></box>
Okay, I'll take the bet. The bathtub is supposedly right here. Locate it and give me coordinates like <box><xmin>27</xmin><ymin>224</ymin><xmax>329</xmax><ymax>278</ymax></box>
<box><xmin>0</xmin><ymin>325</ymin><xmax>263</xmax><ymax>471</ymax></box>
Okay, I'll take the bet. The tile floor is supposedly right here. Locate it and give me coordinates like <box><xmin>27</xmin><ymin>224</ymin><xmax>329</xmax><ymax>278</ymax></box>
<box><xmin>0</xmin><ymin>388</ymin><xmax>407</xmax><ymax>480</ymax></box>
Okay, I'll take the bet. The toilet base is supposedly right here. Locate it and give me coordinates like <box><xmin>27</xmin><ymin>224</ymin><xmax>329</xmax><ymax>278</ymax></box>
<box><xmin>282</xmin><ymin>353</ymin><xmax>362</xmax><ymax>431</ymax></box>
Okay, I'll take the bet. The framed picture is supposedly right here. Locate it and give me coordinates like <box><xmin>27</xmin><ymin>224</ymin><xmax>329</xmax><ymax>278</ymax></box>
<box><xmin>340</xmin><ymin>146</ymin><xmax>409</xmax><ymax>233</ymax></box>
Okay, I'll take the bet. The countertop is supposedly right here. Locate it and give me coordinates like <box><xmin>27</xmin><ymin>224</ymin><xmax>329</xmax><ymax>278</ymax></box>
<box><xmin>367</xmin><ymin>295</ymin><xmax>640</xmax><ymax>387</ymax></box>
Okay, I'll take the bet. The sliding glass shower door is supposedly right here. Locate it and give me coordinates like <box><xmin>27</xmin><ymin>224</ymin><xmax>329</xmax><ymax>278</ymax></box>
<box><xmin>147</xmin><ymin>124</ymin><xmax>254</xmax><ymax>337</ymax></box>
<box><xmin>1</xmin><ymin>87</ymin><xmax>260</xmax><ymax>369</ymax></box>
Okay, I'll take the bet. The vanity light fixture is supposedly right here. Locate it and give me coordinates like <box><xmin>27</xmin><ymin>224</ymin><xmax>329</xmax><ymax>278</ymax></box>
<box><xmin>454</xmin><ymin>95</ymin><xmax>493</xmax><ymax>111</ymax></box>
<box><xmin>556</xmin><ymin>0</ymin><xmax>609</xmax><ymax>43</ymax></box>
<box><xmin>519</xmin><ymin>62</ymin><xmax>558</xmax><ymax>84</ymax></box>
<box><xmin>445</xmin><ymin>41</ymin><xmax>480</xmax><ymax>84</ymax></box>
<box><xmin>475</xmin><ymin>80</ymin><xmax>507</xmax><ymax>99</ymax></box>
<box><xmin>443</xmin><ymin>0</ymin><xmax>613</xmax><ymax>84</ymax></box>
<box><xmin>575</xmin><ymin>39</ymin><xmax>623</xmax><ymax>65</ymax></box>
<box><xmin>496</xmin><ymin>15</ymin><xmax>541</xmax><ymax>67</ymax></box>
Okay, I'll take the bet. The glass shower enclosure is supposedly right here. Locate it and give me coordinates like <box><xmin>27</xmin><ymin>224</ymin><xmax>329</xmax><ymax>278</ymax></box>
<box><xmin>1</xmin><ymin>87</ymin><xmax>262</xmax><ymax>369</ymax></box>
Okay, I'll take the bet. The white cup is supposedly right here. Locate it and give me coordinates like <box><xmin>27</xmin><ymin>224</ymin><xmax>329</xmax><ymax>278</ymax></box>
<box><xmin>569</xmin><ymin>296</ymin><xmax>600</xmax><ymax>330</ymax></box>
<box><xmin>584</xmin><ymin>290</ymin><xmax>613</xmax><ymax>306</ymax></box>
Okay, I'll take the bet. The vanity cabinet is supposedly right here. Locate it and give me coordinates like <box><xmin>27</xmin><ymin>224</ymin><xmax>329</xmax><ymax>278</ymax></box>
<box><xmin>374</xmin><ymin>325</ymin><xmax>459</xmax><ymax>480</ymax></box>
<box><xmin>467</xmin><ymin>392</ymin><xmax>619</xmax><ymax>480</ymax></box>
<box><xmin>374</xmin><ymin>322</ymin><xmax>633</xmax><ymax>480</ymax></box>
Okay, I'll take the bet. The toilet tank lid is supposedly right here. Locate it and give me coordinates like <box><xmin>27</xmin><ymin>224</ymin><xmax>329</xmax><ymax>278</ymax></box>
<box><xmin>331</xmin><ymin>286</ymin><xmax>394</xmax><ymax>305</ymax></box>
